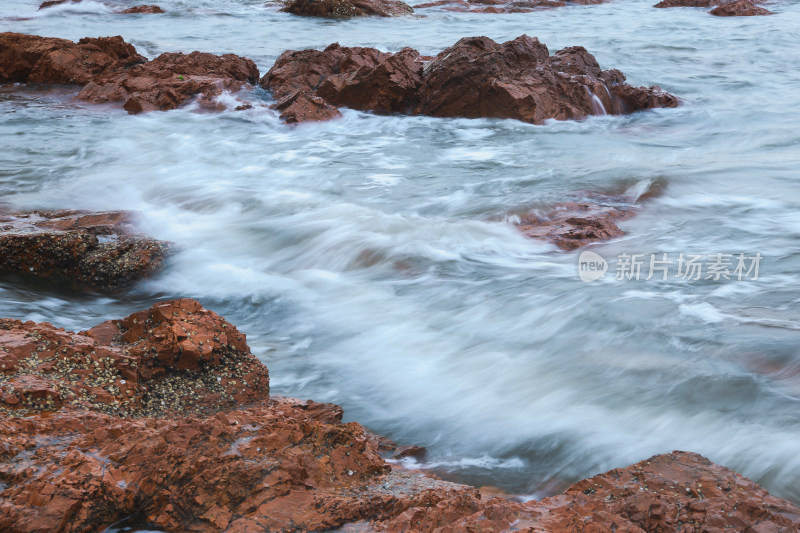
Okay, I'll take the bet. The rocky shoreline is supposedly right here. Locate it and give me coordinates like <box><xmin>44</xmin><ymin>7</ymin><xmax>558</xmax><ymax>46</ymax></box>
<box><xmin>1</xmin><ymin>31</ymin><xmax>677</xmax><ymax>123</ymax></box>
<box><xmin>1</xmin><ymin>298</ymin><xmax>798</xmax><ymax>532</ymax></box>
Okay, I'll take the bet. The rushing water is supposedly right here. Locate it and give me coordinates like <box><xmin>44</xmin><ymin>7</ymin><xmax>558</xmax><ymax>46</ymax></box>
<box><xmin>2</xmin><ymin>0</ymin><xmax>800</xmax><ymax>505</ymax></box>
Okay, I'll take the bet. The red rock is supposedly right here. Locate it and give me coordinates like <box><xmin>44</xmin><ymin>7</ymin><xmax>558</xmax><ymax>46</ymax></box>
<box><xmin>261</xmin><ymin>35</ymin><xmax>678</xmax><ymax>125</ymax></box>
<box><xmin>121</xmin><ymin>4</ymin><xmax>165</xmax><ymax>13</ymax></box>
<box><xmin>38</xmin><ymin>0</ymin><xmax>81</xmax><ymax>9</ymax></box>
<box><xmin>710</xmin><ymin>0</ymin><xmax>772</xmax><ymax>15</ymax></box>
<box><xmin>511</xmin><ymin>187</ymin><xmax>660</xmax><ymax>249</ymax></box>
<box><xmin>392</xmin><ymin>445</ymin><xmax>427</xmax><ymax>460</ymax></box>
<box><xmin>0</xmin><ymin>210</ymin><xmax>170</xmax><ymax>291</ymax></box>
<box><xmin>273</xmin><ymin>90</ymin><xmax>342</xmax><ymax>123</ymax></box>
<box><xmin>281</xmin><ymin>0</ymin><xmax>414</xmax><ymax>17</ymax></box>
<box><xmin>0</xmin><ymin>33</ymin><xmax>145</xmax><ymax>85</ymax></box>
<box><xmin>1</xmin><ymin>302</ymin><xmax>798</xmax><ymax>532</ymax></box>
<box><xmin>0</xmin><ymin>33</ymin><xmax>258</xmax><ymax>114</ymax></box>
<box><xmin>78</xmin><ymin>50</ymin><xmax>259</xmax><ymax>113</ymax></box>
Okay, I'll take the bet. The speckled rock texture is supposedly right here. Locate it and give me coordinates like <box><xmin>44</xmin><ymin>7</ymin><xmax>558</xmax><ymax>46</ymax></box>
<box><xmin>0</xmin><ymin>298</ymin><xmax>269</xmax><ymax>416</ymax></box>
<box><xmin>121</xmin><ymin>4</ymin><xmax>165</xmax><ymax>13</ymax></box>
<box><xmin>1</xmin><ymin>300</ymin><xmax>799</xmax><ymax>531</ymax></box>
<box><xmin>0</xmin><ymin>210</ymin><xmax>170</xmax><ymax>291</ymax></box>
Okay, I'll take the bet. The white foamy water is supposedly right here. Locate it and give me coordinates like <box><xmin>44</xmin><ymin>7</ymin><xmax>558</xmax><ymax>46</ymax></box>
<box><xmin>2</xmin><ymin>0</ymin><xmax>800</xmax><ymax>504</ymax></box>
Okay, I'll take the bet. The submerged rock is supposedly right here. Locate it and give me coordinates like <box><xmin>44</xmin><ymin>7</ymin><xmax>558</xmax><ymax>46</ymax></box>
<box><xmin>0</xmin><ymin>210</ymin><xmax>170</xmax><ymax>291</ymax></box>
<box><xmin>121</xmin><ymin>4</ymin><xmax>165</xmax><ymax>13</ymax></box>
<box><xmin>281</xmin><ymin>0</ymin><xmax>414</xmax><ymax>17</ymax></box>
<box><xmin>0</xmin><ymin>300</ymin><xmax>798</xmax><ymax>532</ymax></box>
<box><xmin>262</xmin><ymin>35</ymin><xmax>678</xmax><ymax>125</ymax></box>
<box><xmin>0</xmin><ymin>33</ymin><xmax>259</xmax><ymax>113</ymax></box>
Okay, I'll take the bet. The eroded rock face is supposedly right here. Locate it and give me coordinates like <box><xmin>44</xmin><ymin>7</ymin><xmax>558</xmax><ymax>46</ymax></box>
<box><xmin>379</xmin><ymin>451</ymin><xmax>800</xmax><ymax>532</ymax></box>
<box><xmin>0</xmin><ymin>210</ymin><xmax>170</xmax><ymax>291</ymax></box>
<box><xmin>0</xmin><ymin>33</ymin><xmax>145</xmax><ymax>85</ymax></box>
<box><xmin>282</xmin><ymin>0</ymin><xmax>414</xmax><ymax>17</ymax></box>
<box><xmin>0</xmin><ymin>33</ymin><xmax>259</xmax><ymax>113</ymax></box>
<box><xmin>121</xmin><ymin>4</ymin><xmax>165</xmax><ymax>13</ymax></box>
<box><xmin>413</xmin><ymin>0</ymin><xmax>606</xmax><ymax>14</ymax></box>
<box><xmin>262</xmin><ymin>35</ymin><xmax>678</xmax><ymax>125</ymax></box>
<box><xmin>78</xmin><ymin>50</ymin><xmax>259</xmax><ymax>113</ymax></box>
<box><xmin>1</xmin><ymin>301</ymin><xmax>799</xmax><ymax>532</ymax></box>
<box><xmin>710</xmin><ymin>0</ymin><xmax>772</xmax><ymax>16</ymax></box>
<box><xmin>654</xmin><ymin>0</ymin><xmax>718</xmax><ymax>7</ymax></box>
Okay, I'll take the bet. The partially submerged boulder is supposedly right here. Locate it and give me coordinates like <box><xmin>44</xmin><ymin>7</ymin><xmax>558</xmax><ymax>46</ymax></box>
<box><xmin>78</xmin><ymin>50</ymin><xmax>259</xmax><ymax>113</ymax></box>
<box><xmin>0</xmin><ymin>32</ymin><xmax>259</xmax><ymax>114</ymax></box>
<box><xmin>282</xmin><ymin>0</ymin><xmax>414</xmax><ymax>17</ymax></box>
<box><xmin>0</xmin><ymin>210</ymin><xmax>170</xmax><ymax>291</ymax></box>
<box><xmin>654</xmin><ymin>0</ymin><xmax>772</xmax><ymax>15</ymax></box>
<box><xmin>121</xmin><ymin>4</ymin><xmax>165</xmax><ymax>13</ymax></box>
<box><xmin>262</xmin><ymin>35</ymin><xmax>678</xmax><ymax>125</ymax></box>
<box><xmin>710</xmin><ymin>0</ymin><xmax>772</xmax><ymax>15</ymax></box>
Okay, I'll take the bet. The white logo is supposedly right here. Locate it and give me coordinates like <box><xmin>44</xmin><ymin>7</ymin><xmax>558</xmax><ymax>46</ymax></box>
<box><xmin>578</xmin><ymin>251</ymin><xmax>608</xmax><ymax>282</ymax></box>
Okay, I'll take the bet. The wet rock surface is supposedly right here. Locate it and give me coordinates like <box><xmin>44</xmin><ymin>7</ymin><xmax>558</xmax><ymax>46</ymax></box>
<box><xmin>262</xmin><ymin>35</ymin><xmax>678</xmax><ymax>125</ymax></box>
<box><xmin>0</xmin><ymin>33</ymin><xmax>259</xmax><ymax>113</ymax></box>
<box><xmin>78</xmin><ymin>50</ymin><xmax>259</xmax><ymax>113</ymax></box>
<box><xmin>413</xmin><ymin>0</ymin><xmax>606</xmax><ymax>14</ymax></box>
<box><xmin>121</xmin><ymin>4</ymin><xmax>165</xmax><ymax>13</ymax></box>
<box><xmin>281</xmin><ymin>0</ymin><xmax>414</xmax><ymax>18</ymax></box>
<box><xmin>0</xmin><ymin>33</ymin><xmax>145</xmax><ymax>85</ymax></box>
<box><xmin>710</xmin><ymin>0</ymin><xmax>772</xmax><ymax>16</ymax></box>
<box><xmin>654</xmin><ymin>0</ymin><xmax>772</xmax><ymax>15</ymax></box>
<box><xmin>1</xmin><ymin>300</ymin><xmax>798</xmax><ymax>532</ymax></box>
<box><xmin>513</xmin><ymin>193</ymin><xmax>640</xmax><ymax>250</ymax></box>
<box><xmin>0</xmin><ymin>210</ymin><xmax>170</xmax><ymax>291</ymax></box>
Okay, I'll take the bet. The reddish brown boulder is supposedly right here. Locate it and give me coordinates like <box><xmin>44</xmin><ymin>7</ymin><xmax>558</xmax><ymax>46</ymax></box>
<box><xmin>417</xmin><ymin>36</ymin><xmax>677</xmax><ymax>123</ymax></box>
<box><xmin>262</xmin><ymin>35</ymin><xmax>677</xmax><ymax>125</ymax></box>
<box><xmin>121</xmin><ymin>4</ymin><xmax>165</xmax><ymax>13</ymax></box>
<box><xmin>38</xmin><ymin>0</ymin><xmax>81</xmax><ymax>9</ymax></box>
<box><xmin>0</xmin><ymin>33</ymin><xmax>145</xmax><ymax>85</ymax></box>
<box><xmin>710</xmin><ymin>0</ymin><xmax>772</xmax><ymax>15</ymax></box>
<box><xmin>511</xmin><ymin>188</ymin><xmax>659</xmax><ymax>249</ymax></box>
<box><xmin>379</xmin><ymin>451</ymin><xmax>800</xmax><ymax>532</ymax></box>
<box><xmin>281</xmin><ymin>0</ymin><xmax>414</xmax><ymax>17</ymax></box>
<box><xmin>0</xmin><ymin>210</ymin><xmax>170</xmax><ymax>291</ymax></box>
<box><xmin>273</xmin><ymin>90</ymin><xmax>342</xmax><ymax>123</ymax></box>
<box><xmin>1</xmin><ymin>33</ymin><xmax>259</xmax><ymax>114</ymax></box>
<box><xmin>0</xmin><ymin>299</ymin><xmax>268</xmax><ymax>418</ymax></box>
<box><xmin>78</xmin><ymin>50</ymin><xmax>259</xmax><ymax>113</ymax></box>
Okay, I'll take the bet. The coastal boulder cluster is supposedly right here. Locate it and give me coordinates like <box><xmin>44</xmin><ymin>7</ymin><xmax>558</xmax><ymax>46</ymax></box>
<box><xmin>263</xmin><ymin>35</ymin><xmax>678</xmax><ymax>124</ymax></box>
<box><xmin>1</xmin><ymin>0</ymin><xmax>796</xmax><ymax>531</ymax></box>
<box><xmin>1</xmin><ymin>299</ymin><xmax>799</xmax><ymax>532</ymax></box>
